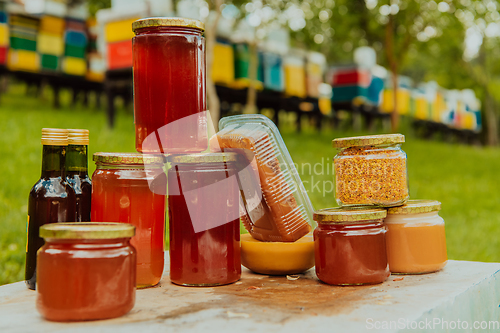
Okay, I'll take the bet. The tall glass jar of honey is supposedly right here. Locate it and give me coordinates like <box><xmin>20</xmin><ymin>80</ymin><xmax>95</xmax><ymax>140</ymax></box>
<box><xmin>167</xmin><ymin>153</ymin><xmax>241</xmax><ymax>286</ymax></box>
<box><xmin>132</xmin><ymin>17</ymin><xmax>207</xmax><ymax>154</ymax></box>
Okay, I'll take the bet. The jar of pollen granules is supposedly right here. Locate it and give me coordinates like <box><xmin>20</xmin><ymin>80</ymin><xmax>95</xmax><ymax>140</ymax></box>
<box><xmin>333</xmin><ymin>134</ymin><xmax>409</xmax><ymax>207</ymax></box>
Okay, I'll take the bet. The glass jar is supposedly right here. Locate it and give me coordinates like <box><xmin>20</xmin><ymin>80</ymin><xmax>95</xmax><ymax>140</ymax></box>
<box><xmin>385</xmin><ymin>200</ymin><xmax>447</xmax><ymax>274</ymax></box>
<box><xmin>333</xmin><ymin>134</ymin><xmax>409</xmax><ymax>207</ymax></box>
<box><xmin>91</xmin><ymin>153</ymin><xmax>166</xmax><ymax>288</ymax></box>
<box><xmin>132</xmin><ymin>17</ymin><xmax>207</xmax><ymax>154</ymax></box>
<box><xmin>168</xmin><ymin>153</ymin><xmax>241</xmax><ymax>286</ymax></box>
<box><xmin>36</xmin><ymin>223</ymin><xmax>136</xmax><ymax>322</ymax></box>
<box><xmin>313</xmin><ymin>208</ymin><xmax>389</xmax><ymax>285</ymax></box>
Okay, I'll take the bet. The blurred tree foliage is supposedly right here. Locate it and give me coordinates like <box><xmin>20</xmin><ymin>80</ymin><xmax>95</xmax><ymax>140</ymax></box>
<box><xmin>87</xmin><ymin>0</ymin><xmax>500</xmax><ymax>143</ymax></box>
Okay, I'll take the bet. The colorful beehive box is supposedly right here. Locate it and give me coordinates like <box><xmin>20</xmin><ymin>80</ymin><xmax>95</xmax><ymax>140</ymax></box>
<box><xmin>284</xmin><ymin>52</ymin><xmax>306</xmax><ymax>98</ymax></box>
<box><xmin>260</xmin><ymin>51</ymin><xmax>284</xmax><ymax>92</ymax></box>
<box><xmin>306</xmin><ymin>52</ymin><xmax>326</xmax><ymax>98</ymax></box>
<box><xmin>212</xmin><ymin>41</ymin><xmax>235</xmax><ymax>86</ymax></box>
<box><xmin>62</xmin><ymin>56</ymin><xmax>86</xmax><ymax>76</ymax></box>
<box><xmin>231</xmin><ymin>42</ymin><xmax>263</xmax><ymax>89</ymax></box>
<box><xmin>104</xmin><ymin>17</ymin><xmax>137</xmax><ymax>43</ymax></box>
<box><xmin>106</xmin><ymin>39</ymin><xmax>132</xmax><ymax>70</ymax></box>
<box><xmin>7</xmin><ymin>49</ymin><xmax>40</xmax><ymax>72</ymax></box>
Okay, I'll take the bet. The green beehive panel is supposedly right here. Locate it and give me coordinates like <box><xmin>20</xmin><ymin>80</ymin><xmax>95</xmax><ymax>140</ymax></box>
<box><xmin>64</xmin><ymin>44</ymin><xmax>85</xmax><ymax>58</ymax></box>
<box><xmin>10</xmin><ymin>36</ymin><xmax>36</xmax><ymax>51</ymax></box>
<box><xmin>232</xmin><ymin>43</ymin><xmax>263</xmax><ymax>81</ymax></box>
<box><xmin>41</xmin><ymin>54</ymin><xmax>59</xmax><ymax>71</ymax></box>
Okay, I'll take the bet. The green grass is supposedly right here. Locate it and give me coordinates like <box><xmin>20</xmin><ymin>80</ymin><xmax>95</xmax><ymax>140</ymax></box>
<box><xmin>1</xmin><ymin>82</ymin><xmax>500</xmax><ymax>285</ymax></box>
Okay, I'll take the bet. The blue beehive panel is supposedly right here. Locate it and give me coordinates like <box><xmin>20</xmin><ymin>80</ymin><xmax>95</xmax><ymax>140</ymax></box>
<box><xmin>332</xmin><ymin>85</ymin><xmax>368</xmax><ymax>102</ymax></box>
<box><xmin>367</xmin><ymin>76</ymin><xmax>384</xmax><ymax>105</ymax></box>
<box><xmin>65</xmin><ymin>30</ymin><xmax>88</xmax><ymax>47</ymax></box>
<box><xmin>0</xmin><ymin>11</ymin><xmax>7</xmax><ymax>24</ymax></box>
<box><xmin>261</xmin><ymin>52</ymin><xmax>284</xmax><ymax>92</ymax></box>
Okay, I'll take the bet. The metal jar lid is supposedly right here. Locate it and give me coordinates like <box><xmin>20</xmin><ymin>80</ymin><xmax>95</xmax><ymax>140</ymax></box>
<box><xmin>40</xmin><ymin>222</ymin><xmax>135</xmax><ymax>239</ymax></box>
<box><xmin>313</xmin><ymin>207</ymin><xmax>387</xmax><ymax>224</ymax></box>
<box><xmin>68</xmin><ymin>129</ymin><xmax>89</xmax><ymax>145</ymax></box>
<box><xmin>132</xmin><ymin>17</ymin><xmax>205</xmax><ymax>33</ymax></box>
<box><xmin>386</xmin><ymin>200</ymin><xmax>441</xmax><ymax>215</ymax></box>
<box><xmin>168</xmin><ymin>152</ymin><xmax>239</xmax><ymax>164</ymax></box>
<box><xmin>41</xmin><ymin>128</ymin><xmax>68</xmax><ymax>146</ymax></box>
<box><xmin>332</xmin><ymin>134</ymin><xmax>405</xmax><ymax>149</ymax></box>
<box><xmin>93</xmin><ymin>152</ymin><xmax>165</xmax><ymax>165</ymax></box>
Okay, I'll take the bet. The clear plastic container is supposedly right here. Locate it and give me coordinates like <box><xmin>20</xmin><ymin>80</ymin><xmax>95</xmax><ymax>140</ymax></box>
<box><xmin>333</xmin><ymin>134</ymin><xmax>409</xmax><ymax>207</ymax></box>
<box><xmin>212</xmin><ymin>114</ymin><xmax>315</xmax><ymax>243</ymax></box>
<box><xmin>385</xmin><ymin>200</ymin><xmax>447</xmax><ymax>274</ymax></box>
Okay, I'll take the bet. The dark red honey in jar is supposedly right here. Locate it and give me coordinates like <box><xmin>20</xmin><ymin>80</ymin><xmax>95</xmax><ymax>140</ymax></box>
<box><xmin>91</xmin><ymin>153</ymin><xmax>166</xmax><ymax>288</ymax></box>
<box><xmin>313</xmin><ymin>208</ymin><xmax>389</xmax><ymax>285</ymax></box>
<box><xmin>167</xmin><ymin>153</ymin><xmax>241</xmax><ymax>286</ymax></box>
<box><xmin>36</xmin><ymin>223</ymin><xmax>136</xmax><ymax>322</ymax></box>
<box><xmin>132</xmin><ymin>17</ymin><xmax>207</xmax><ymax>154</ymax></box>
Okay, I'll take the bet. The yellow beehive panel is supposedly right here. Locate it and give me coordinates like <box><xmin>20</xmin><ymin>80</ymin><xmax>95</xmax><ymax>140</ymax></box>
<box><xmin>431</xmin><ymin>93</ymin><xmax>446</xmax><ymax>122</ymax></box>
<box><xmin>319</xmin><ymin>97</ymin><xmax>332</xmax><ymax>115</ymax></box>
<box><xmin>105</xmin><ymin>18</ymin><xmax>140</xmax><ymax>43</ymax></box>
<box><xmin>40</xmin><ymin>16</ymin><xmax>65</xmax><ymax>35</ymax></box>
<box><xmin>415</xmin><ymin>97</ymin><xmax>429</xmax><ymax>120</ymax></box>
<box><xmin>7</xmin><ymin>49</ymin><xmax>40</xmax><ymax>72</ymax></box>
<box><xmin>212</xmin><ymin>43</ymin><xmax>234</xmax><ymax>86</ymax></box>
<box><xmin>37</xmin><ymin>33</ymin><xmax>64</xmax><ymax>56</ymax></box>
<box><xmin>284</xmin><ymin>65</ymin><xmax>306</xmax><ymax>98</ymax></box>
<box><xmin>86</xmin><ymin>71</ymin><xmax>105</xmax><ymax>82</ymax></box>
<box><xmin>380</xmin><ymin>89</ymin><xmax>393</xmax><ymax>114</ymax></box>
<box><xmin>396</xmin><ymin>89</ymin><xmax>410</xmax><ymax>115</ymax></box>
<box><xmin>63</xmin><ymin>56</ymin><xmax>87</xmax><ymax>76</ymax></box>
<box><xmin>0</xmin><ymin>24</ymin><xmax>8</xmax><ymax>47</ymax></box>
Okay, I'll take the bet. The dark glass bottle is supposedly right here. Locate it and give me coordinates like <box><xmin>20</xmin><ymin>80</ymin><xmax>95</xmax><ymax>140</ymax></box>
<box><xmin>25</xmin><ymin>128</ymin><xmax>76</xmax><ymax>290</ymax></box>
<box><xmin>66</xmin><ymin>129</ymin><xmax>91</xmax><ymax>222</ymax></box>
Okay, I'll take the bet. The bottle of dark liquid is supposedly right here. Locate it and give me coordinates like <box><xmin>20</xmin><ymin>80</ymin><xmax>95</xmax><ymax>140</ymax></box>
<box><xmin>25</xmin><ymin>128</ymin><xmax>76</xmax><ymax>290</ymax></box>
<box><xmin>66</xmin><ymin>129</ymin><xmax>91</xmax><ymax>222</ymax></box>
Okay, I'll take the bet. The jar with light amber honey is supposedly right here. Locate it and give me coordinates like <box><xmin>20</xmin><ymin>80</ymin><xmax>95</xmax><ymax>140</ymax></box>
<box><xmin>333</xmin><ymin>134</ymin><xmax>409</xmax><ymax>207</ymax></box>
<box><xmin>385</xmin><ymin>200</ymin><xmax>447</xmax><ymax>274</ymax></box>
<box><xmin>91</xmin><ymin>153</ymin><xmax>166</xmax><ymax>288</ymax></box>
<box><xmin>313</xmin><ymin>208</ymin><xmax>389</xmax><ymax>285</ymax></box>
<box><xmin>36</xmin><ymin>223</ymin><xmax>136</xmax><ymax>322</ymax></box>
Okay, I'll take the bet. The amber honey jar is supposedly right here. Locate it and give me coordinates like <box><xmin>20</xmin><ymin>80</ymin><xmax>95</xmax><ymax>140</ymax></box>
<box><xmin>168</xmin><ymin>153</ymin><xmax>241</xmax><ymax>286</ymax></box>
<box><xmin>36</xmin><ymin>223</ymin><xmax>136</xmax><ymax>322</ymax></box>
<box><xmin>91</xmin><ymin>153</ymin><xmax>166</xmax><ymax>288</ymax></box>
<box><xmin>313</xmin><ymin>208</ymin><xmax>389</xmax><ymax>285</ymax></box>
<box><xmin>385</xmin><ymin>200</ymin><xmax>447</xmax><ymax>274</ymax></box>
<box><xmin>332</xmin><ymin>134</ymin><xmax>409</xmax><ymax>207</ymax></box>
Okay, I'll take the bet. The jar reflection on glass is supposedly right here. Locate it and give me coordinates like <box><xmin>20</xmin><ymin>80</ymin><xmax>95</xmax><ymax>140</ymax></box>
<box><xmin>313</xmin><ymin>208</ymin><xmax>389</xmax><ymax>286</ymax></box>
<box><xmin>167</xmin><ymin>153</ymin><xmax>241</xmax><ymax>286</ymax></box>
<box><xmin>132</xmin><ymin>17</ymin><xmax>207</xmax><ymax>154</ymax></box>
<box><xmin>91</xmin><ymin>153</ymin><xmax>166</xmax><ymax>288</ymax></box>
<box><xmin>36</xmin><ymin>223</ymin><xmax>136</xmax><ymax>322</ymax></box>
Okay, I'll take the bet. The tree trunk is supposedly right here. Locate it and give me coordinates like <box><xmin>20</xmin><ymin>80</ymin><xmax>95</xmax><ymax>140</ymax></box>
<box><xmin>484</xmin><ymin>91</ymin><xmax>499</xmax><ymax>146</ymax></box>
<box><xmin>385</xmin><ymin>14</ymin><xmax>399</xmax><ymax>132</ymax></box>
<box><xmin>246</xmin><ymin>42</ymin><xmax>258</xmax><ymax>113</ymax></box>
<box><xmin>205</xmin><ymin>0</ymin><xmax>223</xmax><ymax>130</ymax></box>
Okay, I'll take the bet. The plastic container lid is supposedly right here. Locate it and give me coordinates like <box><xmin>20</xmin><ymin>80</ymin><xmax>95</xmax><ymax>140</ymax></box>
<box><xmin>212</xmin><ymin>114</ymin><xmax>315</xmax><ymax>242</ymax></box>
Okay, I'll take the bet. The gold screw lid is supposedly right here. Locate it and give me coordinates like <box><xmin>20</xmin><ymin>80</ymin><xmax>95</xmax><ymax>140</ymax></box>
<box><xmin>41</xmin><ymin>128</ymin><xmax>68</xmax><ymax>146</ymax></box>
<box><xmin>332</xmin><ymin>134</ymin><xmax>405</xmax><ymax>149</ymax></box>
<box><xmin>68</xmin><ymin>129</ymin><xmax>89</xmax><ymax>145</ymax></box>
<box><xmin>386</xmin><ymin>200</ymin><xmax>441</xmax><ymax>215</ymax></box>
<box><xmin>132</xmin><ymin>17</ymin><xmax>205</xmax><ymax>33</ymax></box>
<box><xmin>313</xmin><ymin>207</ymin><xmax>387</xmax><ymax>224</ymax></box>
<box><xmin>169</xmin><ymin>152</ymin><xmax>239</xmax><ymax>164</ymax></box>
<box><xmin>93</xmin><ymin>152</ymin><xmax>166</xmax><ymax>165</ymax></box>
<box><xmin>40</xmin><ymin>222</ymin><xmax>135</xmax><ymax>239</ymax></box>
